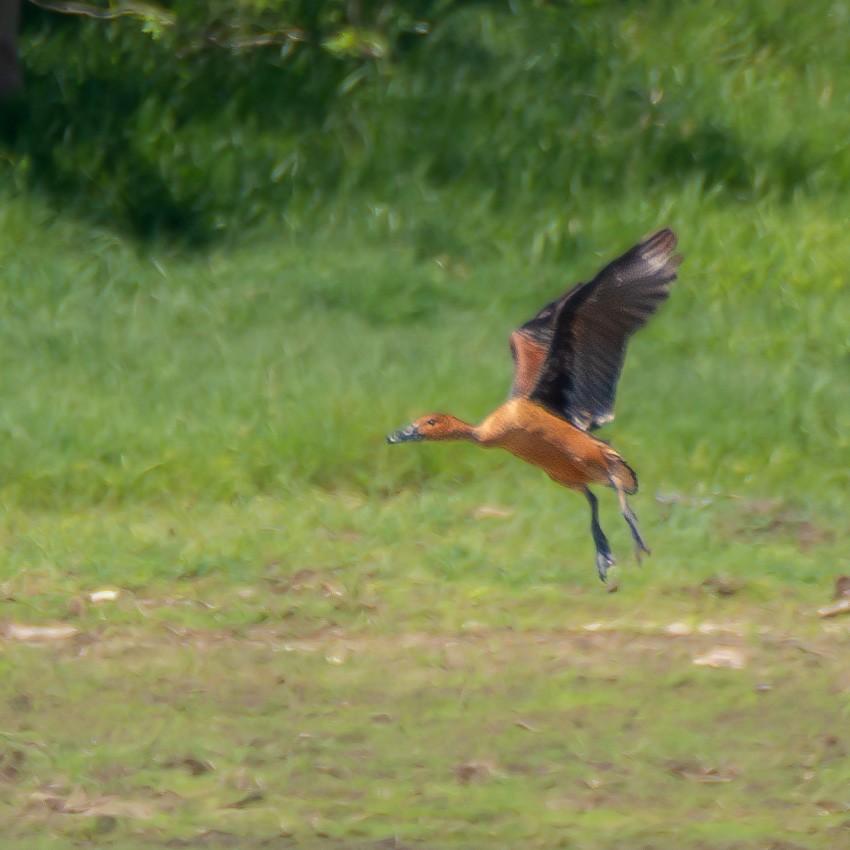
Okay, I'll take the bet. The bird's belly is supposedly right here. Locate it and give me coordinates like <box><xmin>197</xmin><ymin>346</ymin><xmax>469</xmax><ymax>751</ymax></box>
<box><xmin>477</xmin><ymin>398</ymin><xmax>612</xmax><ymax>489</ymax></box>
<box><xmin>497</xmin><ymin>428</ymin><xmax>605</xmax><ymax>489</ymax></box>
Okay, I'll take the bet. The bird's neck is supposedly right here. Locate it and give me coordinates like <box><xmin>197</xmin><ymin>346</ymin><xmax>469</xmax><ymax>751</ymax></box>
<box><xmin>432</xmin><ymin>415</ymin><xmax>481</xmax><ymax>443</ymax></box>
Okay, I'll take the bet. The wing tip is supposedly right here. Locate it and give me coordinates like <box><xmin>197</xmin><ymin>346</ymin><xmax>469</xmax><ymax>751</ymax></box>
<box><xmin>640</xmin><ymin>227</ymin><xmax>682</xmax><ymax>275</ymax></box>
<box><xmin>642</xmin><ymin>226</ymin><xmax>677</xmax><ymax>252</ymax></box>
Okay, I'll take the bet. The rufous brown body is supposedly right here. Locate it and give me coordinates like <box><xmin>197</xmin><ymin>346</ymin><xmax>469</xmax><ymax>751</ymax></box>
<box><xmin>388</xmin><ymin>229</ymin><xmax>683</xmax><ymax>582</ymax></box>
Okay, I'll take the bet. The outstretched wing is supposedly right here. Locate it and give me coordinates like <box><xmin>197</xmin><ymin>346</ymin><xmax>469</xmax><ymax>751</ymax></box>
<box><xmin>509</xmin><ymin>228</ymin><xmax>682</xmax><ymax>430</ymax></box>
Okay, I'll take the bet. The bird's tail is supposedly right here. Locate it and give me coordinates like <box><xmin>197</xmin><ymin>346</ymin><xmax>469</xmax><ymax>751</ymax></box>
<box><xmin>604</xmin><ymin>448</ymin><xmax>639</xmax><ymax>495</ymax></box>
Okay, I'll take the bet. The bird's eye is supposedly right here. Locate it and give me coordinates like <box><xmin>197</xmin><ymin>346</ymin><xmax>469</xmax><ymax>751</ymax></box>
<box><xmin>426</xmin><ymin>418</ymin><xmax>437</xmax><ymax>426</ymax></box>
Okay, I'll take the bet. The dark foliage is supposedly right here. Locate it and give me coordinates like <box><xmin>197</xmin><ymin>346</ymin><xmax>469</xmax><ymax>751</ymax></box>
<box><xmin>0</xmin><ymin>0</ymin><xmax>838</xmax><ymax>242</ymax></box>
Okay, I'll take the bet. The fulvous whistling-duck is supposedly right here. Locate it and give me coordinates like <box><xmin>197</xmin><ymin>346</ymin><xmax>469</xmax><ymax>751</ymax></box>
<box><xmin>387</xmin><ymin>229</ymin><xmax>683</xmax><ymax>582</ymax></box>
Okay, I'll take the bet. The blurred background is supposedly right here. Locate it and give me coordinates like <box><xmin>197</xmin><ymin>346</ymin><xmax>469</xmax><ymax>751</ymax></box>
<box><xmin>0</xmin><ymin>2</ymin><xmax>848</xmax><ymax>847</ymax></box>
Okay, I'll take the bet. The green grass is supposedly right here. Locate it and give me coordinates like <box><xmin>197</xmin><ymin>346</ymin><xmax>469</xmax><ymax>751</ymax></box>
<box><xmin>0</xmin><ymin>187</ymin><xmax>848</xmax><ymax>848</ymax></box>
<box><xmin>2</xmin><ymin>0</ymin><xmax>850</xmax><ymax>846</ymax></box>
<box><xmin>1</xmin><ymin>594</ymin><xmax>849</xmax><ymax>848</ymax></box>
<box><xmin>9</xmin><ymin>0</ymin><xmax>850</xmax><ymax>238</ymax></box>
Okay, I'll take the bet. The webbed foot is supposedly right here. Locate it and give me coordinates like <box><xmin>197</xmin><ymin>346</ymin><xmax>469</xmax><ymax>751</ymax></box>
<box><xmin>596</xmin><ymin>550</ymin><xmax>616</xmax><ymax>582</ymax></box>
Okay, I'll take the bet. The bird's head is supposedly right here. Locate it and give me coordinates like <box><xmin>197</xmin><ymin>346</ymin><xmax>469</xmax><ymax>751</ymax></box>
<box><xmin>386</xmin><ymin>414</ymin><xmax>460</xmax><ymax>444</ymax></box>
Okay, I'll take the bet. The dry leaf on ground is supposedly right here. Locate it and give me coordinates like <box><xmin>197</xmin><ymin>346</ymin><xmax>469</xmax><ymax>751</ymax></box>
<box><xmin>454</xmin><ymin>760</ymin><xmax>502</xmax><ymax>785</ymax></box>
<box><xmin>471</xmin><ymin>505</ymin><xmax>513</xmax><ymax>519</ymax></box>
<box><xmin>164</xmin><ymin>756</ymin><xmax>214</xmax><ymax>776</ymax></box>
<box><xmin>818</xmin><ymin>599</ymin><xmax>850</xmax><ymax>619</ymax></box>
<box><xmin>89</xmin><ymin>589</ymin><xmax>119</xmax><ymax>603</ymax></box>
<box><xmin>693</xmin><ymin>647</ymin><xmax>746</xmax><ymax>669</ymax></box>
<box><xmin>667</xmin><ymin>760</ymin><xmax>738</xmax><ymax>783</ymax></box>
<box><xmin>4</xmin><ymin>623</ymin><xmax>79</xmax><ymax>642</ymax></box>
<box><xmin>223</xmin><ymin>790</ymin><xmax>264</xmax><ymax>809</ymax></box>
<box><xmin>30</xmin><ymin>787</ymin><xmax>156</xmax><ymax>818</ymax></box>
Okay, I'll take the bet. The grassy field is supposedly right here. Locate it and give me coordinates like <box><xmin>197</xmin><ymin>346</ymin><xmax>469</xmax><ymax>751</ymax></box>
<box><xmin>0</xmin><ymin>186</ymin><xmax>848</xmax><ymax>849</ymax></box>
<box><xmin>2</xmin><ymin>1</ymin><xmax>850</xmax><ymax>847</ymax></box>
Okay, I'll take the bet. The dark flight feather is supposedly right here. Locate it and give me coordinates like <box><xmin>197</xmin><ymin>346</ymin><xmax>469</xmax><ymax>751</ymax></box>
<box><xmin>510</xmin><ymin>229</ymin><xmax>682</xmax><ymax>431</ymax></box>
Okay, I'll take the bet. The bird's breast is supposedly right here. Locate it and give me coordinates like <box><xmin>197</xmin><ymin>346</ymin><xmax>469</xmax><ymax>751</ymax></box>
<box><xmin>478</xmin><ymin>399</ymin><xmax>608</xmax><ymax>488</ymax></box>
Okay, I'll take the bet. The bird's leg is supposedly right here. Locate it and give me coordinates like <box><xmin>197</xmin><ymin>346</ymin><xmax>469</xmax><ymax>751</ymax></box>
<box><xmin>612</xmin><ymin>482</ymin><xmax>651</xmax><ymax>562</ymax></box>
<box><xmin>583</xmin><ymin>487</ymin><xmax>615</xmax><ymax>582</ymax></box>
